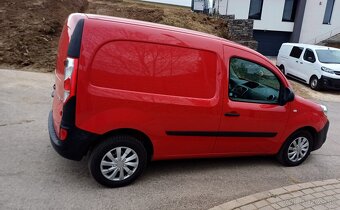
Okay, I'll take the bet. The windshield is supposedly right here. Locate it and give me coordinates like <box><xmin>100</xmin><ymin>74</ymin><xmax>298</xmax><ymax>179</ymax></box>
<box><xmin>316</xmin><ymin>49</ymin><xmax>340</xmax><ymax>64</ymax></box>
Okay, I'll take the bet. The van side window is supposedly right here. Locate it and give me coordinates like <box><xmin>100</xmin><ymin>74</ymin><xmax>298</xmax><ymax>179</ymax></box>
<box><xmin>91</xmin><ymin>41</ymin><xmax>217</xmax><ymax>98</ymax></box>
<box><xmin>229</xmin><ymin>58</ymin><xmax>280</xmax><ymax>104</ymax></box>
<box><xmin>289</xmin><ymin>46</ymin><xmax>304</xmax><ymax>58</ymax></box>
<box><xmin>303</xmin><ymin>49</ymin><xmax>316</xmax><ymax>63</ymax></box>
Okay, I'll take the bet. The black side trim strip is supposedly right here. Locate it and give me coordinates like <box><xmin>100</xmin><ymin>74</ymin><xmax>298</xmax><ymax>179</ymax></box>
<box><xmin>286</xmin><ymin>73</ymin><xmax>307</xmax><ymax>83</ymax></box>
<box><xmin>68</xmin><ymin>19</ymin><xmax>84</xmax><ymax>58</ymax></box>
<box><xmin>166</xmin><ymin>131</ymin><xmax>277</xmax><ymax>138</ymax></box>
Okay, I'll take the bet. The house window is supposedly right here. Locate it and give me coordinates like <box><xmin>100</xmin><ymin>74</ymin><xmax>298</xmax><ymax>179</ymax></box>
<box><xmin>282</xmin><ymin>0</ymin><xmax>298</xmax><ymax>22</ymax></box>
<box><xmin>248</xmin><ymin>0</ymin><xmax>263</xmax><ymax>20</ymax></box>
<box><xmin>323</xmin><ymin>0</ymin><xmax>335</xmax><ymax>24</ymax></box>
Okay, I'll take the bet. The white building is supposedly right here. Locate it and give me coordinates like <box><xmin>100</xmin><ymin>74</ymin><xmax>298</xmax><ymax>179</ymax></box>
<box><xmin>141</xmin><ymin>0</ymin><xmax>192</xmax><ymax>7</ymax></box>
<box><xmin>213</xmin><ymin>0</ymin><xmax>340</xmax><ymax>55</ymax></box>
<box><xmin>192</xmin><ymin>0</ymin><xmax>213</xmax><ymax>12</ymax></box>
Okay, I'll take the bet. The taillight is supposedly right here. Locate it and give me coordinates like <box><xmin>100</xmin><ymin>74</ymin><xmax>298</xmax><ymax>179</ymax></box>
<box><xmin>59</xmin><ymin>127</ymin><xmax>68</xmax><ymax>141</ymax></box>
<box><xmin>63</xmin><ymin>57</ymin><xmax>78</xmax><ymax>103</ymax></box>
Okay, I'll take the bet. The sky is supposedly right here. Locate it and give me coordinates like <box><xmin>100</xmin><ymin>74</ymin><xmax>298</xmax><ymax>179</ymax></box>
<box><xmin>142</xmin><ymin>0</ymin><xmax>192</xmax><ymax>7</ymax></box>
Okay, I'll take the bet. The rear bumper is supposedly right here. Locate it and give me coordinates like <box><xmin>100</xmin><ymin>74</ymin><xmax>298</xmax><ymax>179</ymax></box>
<box><xmin>313</xmin><ymin>120</ymin><xmax>329</xmax><ymax>151</ymax></box>
<box><xmin>320</xmin><ymin>76</ymin><xmax>340</xmax><ymax>90</ymax></box>
<box><xmin>48</xmin><ymin>111</ymin><xmax>97</xmax><ymax>161</ymax></box>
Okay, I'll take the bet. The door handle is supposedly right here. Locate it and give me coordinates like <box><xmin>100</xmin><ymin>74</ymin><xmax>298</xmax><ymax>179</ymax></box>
<box><xmin>296</xmin><ymin>60</ymin><xmax>298</xmax><ymax>63</ymax></box>
<box><xmin>300</xmin><ymin>62</ymin><xmax>303</xmax><ymax>64</ymax></box>
<box><xmin>224</xmin><ymin>112</ymin><xmax>240</xmax><ymax>117</ymax></box>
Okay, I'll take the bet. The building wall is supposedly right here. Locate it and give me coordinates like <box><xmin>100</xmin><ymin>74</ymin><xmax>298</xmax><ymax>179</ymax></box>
<box><xmin>299</xmin><ymin>0</ymin><xmax>340</xmax><ymax>43</ymax></box>
<box><xmin>215</xmin><ymin>0</ymin><xmax>250</xmax><ymax>19</ymax></box>
<box><xmin>141</xmin><ymin>0</ymin><xmax>191</xmax><ymax>7</ymax></box>
<box><xmin>193</xmin><ymin>0</ymin><xmax>204</xmax><ymax>11</ymax></box>
<box><xmin>215</xmin><ymin>0</ymin><xmax>294</xmax><ymax>32</ymax></box>
<box><xmin>253</xmin><ymin>0</ymin><xmax>294</xmax><ymax>32</ymax></box>
<box><xmin>227</xmin><ymin>0</ymin><xmax>250</xmax><ymax>19</ymax></box>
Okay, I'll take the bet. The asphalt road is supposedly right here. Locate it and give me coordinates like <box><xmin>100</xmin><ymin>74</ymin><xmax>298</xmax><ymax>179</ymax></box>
<box><xmin>0</xmin><ymin>69</ymin><xmax>339</xmax><ymax>210</ymax></box>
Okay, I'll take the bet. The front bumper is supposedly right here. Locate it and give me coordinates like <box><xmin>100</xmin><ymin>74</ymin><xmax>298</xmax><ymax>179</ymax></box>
<box><xmin>320</xmin><ymin>76</ymin><xmax>340</xmax><ymax>90</ymax></box>
<box><xmin>48</xmin><ymin>111</ymin><xmax>96</xmax><ymax>161</ymax></box>
<box><xmin>313</xmin><ymin>120</ymin><xmax>330</xmax><ymax>151</ymax></box>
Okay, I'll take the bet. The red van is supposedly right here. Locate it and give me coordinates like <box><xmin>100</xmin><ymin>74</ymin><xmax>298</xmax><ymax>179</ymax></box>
<box><xmin>49</xmin><ymin>13</ymin><xmax>329</xmax><ymax>187</ymax></box>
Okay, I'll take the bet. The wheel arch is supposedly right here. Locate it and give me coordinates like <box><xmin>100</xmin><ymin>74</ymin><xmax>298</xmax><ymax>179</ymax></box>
<box><xmin>276</xmin><ymin>126</ymin><xmax>317</xmax><ymax>166</ymax></box>
<box><xmin>90</xmin><ymin>128</ymin><xmax>154</xmax><ymax>162</ymax></box>
<box><xmin>309</xmin><ymin>74</ymin><xmax>319</xmax><ymax>81</ymax></box>
<box><xmin>296</xmin><ymin>126</ymin><xmax>317</xmax><ymax>146</ymax></box>
<box><xmin>309</xmin><ymin>74</ymin><xmax>322</xmax><ymax>90</ymax></box>
<box><xmin>280</xmin><ymin>126</ymin><xmax>318</xmax><ymax>152</ymax></box>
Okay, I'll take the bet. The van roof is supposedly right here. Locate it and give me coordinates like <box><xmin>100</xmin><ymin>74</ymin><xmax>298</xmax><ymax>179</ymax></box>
<box><xmin>78</xmin><ymin>13</ymin><xmax>268</xmax><ymax>62</ymax></box>
<box><xmin>85</xmin><ymin>13</ymin><xmax>227</xmax><ymax>42</ymax></box>
<box><xmin>282</xmin><ymin>43</ymin><xmax>339</xmax><ymax>50</ymax></box>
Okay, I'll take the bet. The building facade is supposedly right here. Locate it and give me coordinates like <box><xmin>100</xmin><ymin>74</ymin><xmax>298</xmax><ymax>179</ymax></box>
<box><xmin>143</xmin><ymin>0</ymin><xmax>340</xmax><ymax>55</ymax></box>
<box><xmin>213</xmin><ymin>0</ymin><xmax>340</xmax><ymax>55</ymax></box>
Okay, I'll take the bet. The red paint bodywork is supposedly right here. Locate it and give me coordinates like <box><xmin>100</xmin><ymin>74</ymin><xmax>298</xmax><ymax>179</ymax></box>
<box><xmin>52</xmin><ymin>14</ymin><xmax>328</xmax><ymax>161</ymax></box>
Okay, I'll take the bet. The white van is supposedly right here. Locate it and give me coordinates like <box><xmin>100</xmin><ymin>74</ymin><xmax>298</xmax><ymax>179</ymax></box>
<box><xmin>277</xmin><ymin>43</ymin><xmax>340</xmax><ymax>90</ymax></box>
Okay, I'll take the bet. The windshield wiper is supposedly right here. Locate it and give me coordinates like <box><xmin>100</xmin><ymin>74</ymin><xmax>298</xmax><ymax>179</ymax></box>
<box><xmin>321</xmin><ymin>61</ymin><xmax>340</xmax><ymax>64</ymax></box>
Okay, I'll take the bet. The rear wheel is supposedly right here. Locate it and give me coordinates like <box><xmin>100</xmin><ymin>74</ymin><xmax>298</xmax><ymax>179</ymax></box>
<box><xmin>277</xmin><ymin>130</ymin><xmax>313</xmax><ymax>166</ymax></box>
<box><xmin>309</xmin><ymin>76</ymin><xmax>320</xmax><ymax>90</ymax></box>
<box><xmin>89</xmin><ymin>135</ymin><xmax>147</xmax><ymax>187</ymax></box>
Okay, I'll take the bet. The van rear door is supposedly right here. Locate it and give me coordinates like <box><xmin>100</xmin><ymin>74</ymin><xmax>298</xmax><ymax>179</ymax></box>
<box><xmin>52</xmin><ymin>14</ymin><xmax>85</xmax><ymax>137</ymax></box>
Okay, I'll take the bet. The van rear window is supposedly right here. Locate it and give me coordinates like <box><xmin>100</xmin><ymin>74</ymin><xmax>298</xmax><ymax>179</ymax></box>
<box><xmin>289</xmin><ymin>46</ymin><xmax>304</xmax><ymax>58</ymax></box>
<box><xmin>90</xmin><ymin>41</ymin><xmax>217</xmax><ymax>98</ymax></box>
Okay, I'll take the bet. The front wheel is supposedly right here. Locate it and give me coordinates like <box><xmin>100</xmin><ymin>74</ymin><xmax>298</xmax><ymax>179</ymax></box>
<box><xmin>310</xmin><ymin>76</ymin><xmax>320</xmax><ymax>90</ymax></box>
<box><xmin>279</xmin><ymin>65</ymin><xmax>285</xmax><ymax>75</ymax></box>
<box><xmin>277</xmin><ymin>130</ymin><xmax>313</xmax><ymax>166</ymax></box>
<box><xmin>89</xmin><ymin>135</ymin><xmax>147</xmax><ymax>187</ymax></box>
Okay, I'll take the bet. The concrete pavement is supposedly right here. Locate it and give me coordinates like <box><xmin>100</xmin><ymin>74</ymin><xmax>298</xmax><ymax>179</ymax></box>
<box><xmin>0</xmin><ymin>69</ymin><xmax>340</xmax><ymax>210</ymax></box>
<box><xmin>211</xmin><ymin>179</ymin><xmax>340</xmax><ymax>210</ymax></box>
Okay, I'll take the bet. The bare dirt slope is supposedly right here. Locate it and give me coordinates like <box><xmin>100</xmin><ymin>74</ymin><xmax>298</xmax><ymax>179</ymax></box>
<box><xmin>0</xmin><ymin>0</ymin><xmax>88</xmax><ymax>72</ymax></box>
<box><xmin>86</xmin><ymin>0</ymin><xmax>227</xmax><ymax>38</ymax></box>
<box><xmin>0</xmin><ymin>0</ymin><xmax>227</xmax><ymax>72</ymax></box>
<box><xmin>1</xmin><ymin>0</ymin><xmax>338</xmax><ymax>102</ymax></box>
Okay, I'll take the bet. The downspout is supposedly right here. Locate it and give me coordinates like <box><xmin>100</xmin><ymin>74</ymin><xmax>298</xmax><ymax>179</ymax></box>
<box><xmin>290</xmin><ymin>0</ymin><xmax>307</xmax><ymax>43</ymax></box>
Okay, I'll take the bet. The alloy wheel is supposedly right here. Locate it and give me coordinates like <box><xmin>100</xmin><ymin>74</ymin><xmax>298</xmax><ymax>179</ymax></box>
<box><xmin>100</xmin><ymin>147</ymin><xmax>139</xmax><ymax>181</ymax></box>
<box><xmin>287</xmin><ymin>137</ymin><xmax>309</xmax><ymax>162</ymax></box>
<box><xmin>311</xmin><ymin>78</ymin><xmax>318</xmax><ymax>89</ymax></box>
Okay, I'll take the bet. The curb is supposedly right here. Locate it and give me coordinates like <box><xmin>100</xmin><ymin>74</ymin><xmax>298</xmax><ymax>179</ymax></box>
<box><xmin>210</xmin><ymin>178</ymin><xmax>340</xmax><ymax>210</ymax></box>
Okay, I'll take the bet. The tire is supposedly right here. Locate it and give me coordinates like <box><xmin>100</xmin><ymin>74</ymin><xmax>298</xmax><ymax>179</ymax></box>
<box><xmin>277</xmin><ymin>130</ymin><xmax>313</xmax><ymax>167</ymax></box>
<box><xmin>89</xmin><ymin>135</ymin><xmax>147</xmax><ymax>188</ymax></box>
<box><xmin>309</xmin><ymin>76</ymin><xmax>320</xmax><ymax>90</ymax></box>
<box><xmin>279</xmin><ymin>65</ymin><xmax>285</xmax><ymax>75</ymax></box>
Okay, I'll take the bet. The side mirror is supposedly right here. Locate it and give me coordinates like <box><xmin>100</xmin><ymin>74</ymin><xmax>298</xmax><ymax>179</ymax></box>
<box><xmin>280</xmin><ymin>87</ymin><xmax>295</xmax><ymax>106</ymax></box>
